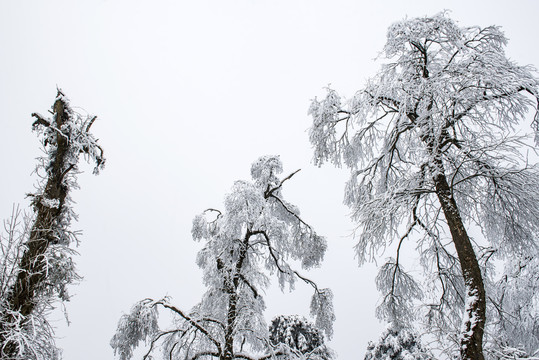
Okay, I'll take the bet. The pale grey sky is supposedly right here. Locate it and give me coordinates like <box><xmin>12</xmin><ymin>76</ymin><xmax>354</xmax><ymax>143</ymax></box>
<box><xmin>1</xmin><ymin>1</ymin><xmax>538</xmax><ymax>359</ymax></box>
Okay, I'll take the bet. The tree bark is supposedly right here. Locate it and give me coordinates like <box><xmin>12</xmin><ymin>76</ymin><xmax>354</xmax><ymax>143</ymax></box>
<box><xmin>433</xmin><ymin>170</ymin><xmax>486</xmax><ymax>360</ymax></box>
<box><xmin>1</xmin><ymin>97</ymin><xmax>71</xmax><ymax>358</ymax></box>
<box><xmin>223</xmin><ymin>292</ymin><xmax>237</xmax><ymax>360</ymax></box>
<box><xmin>222</xmin><ymin>231</ymin><xmax>251</xmax><ymax>360</ymax></box>
<box><xmin>11</xmin><ymin>98</ymin><xmax>69</xmax><ymax>315</ymax></box>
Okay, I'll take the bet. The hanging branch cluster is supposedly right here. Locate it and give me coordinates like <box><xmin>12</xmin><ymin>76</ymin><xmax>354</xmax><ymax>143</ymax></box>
<box><xmin>0</xmin><ymin>89</ymin><xmax>105</xmax><ymax>359</ymax></box>
<box><xmin>111</xmin><ymin>155</ymin><xmax>334</xmax><ymax>360</ymax></box>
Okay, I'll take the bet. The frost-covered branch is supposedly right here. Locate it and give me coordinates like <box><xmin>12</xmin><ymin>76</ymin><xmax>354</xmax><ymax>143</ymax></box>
<box><xmin>155</xmin><ymin>300</ymin><xmax>223</xmax><ymax>355</ymax></box>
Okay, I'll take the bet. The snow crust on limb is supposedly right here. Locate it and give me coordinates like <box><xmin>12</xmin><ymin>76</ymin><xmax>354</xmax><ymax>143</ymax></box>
<box><xmin>308</xmin><ymin>12</ymin><xmax>539</xmax><ymax>359</ymax></box>
<box><xmin>0</xmin><ymin>89</ymin><xmax>105</xmax><ymax>359</ymax></box>
<box><xmin>111</xmin><ymin>156</ymin><xmax>334</xmax><ymax>360</ymax></box>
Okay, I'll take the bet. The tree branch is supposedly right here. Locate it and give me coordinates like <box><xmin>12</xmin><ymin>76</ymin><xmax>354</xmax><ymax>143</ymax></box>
<box><xmin>31</xmin><ymin>113</ymin><xmax>51</xmax><ymax>129</ymax></box>
<box><xmin>264</xmin><ymin>169</ymin><xmax>301</xmax><ymax>198</ymax></box>
<box><xmin>143</xmin><ymin>329</ymin><xmax>184</xmax><ymax>360</ymax></box>
<box><xmin>155</xmin><ymin>300</ymin><xmax>223</xmax><ymax>356</ymax></box>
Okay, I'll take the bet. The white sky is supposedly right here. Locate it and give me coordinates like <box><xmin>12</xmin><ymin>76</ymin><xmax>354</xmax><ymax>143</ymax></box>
<box><xmin>1</xmin><ymin>1</ymin><xmax>538</xmax><ymax>359</ymax></box>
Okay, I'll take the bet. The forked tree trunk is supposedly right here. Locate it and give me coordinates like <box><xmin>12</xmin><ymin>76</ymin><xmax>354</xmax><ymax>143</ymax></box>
<box><xmin>434</xmin><ymin>171</ymin><xmax>486</xmax><ymax>360</ymax></box>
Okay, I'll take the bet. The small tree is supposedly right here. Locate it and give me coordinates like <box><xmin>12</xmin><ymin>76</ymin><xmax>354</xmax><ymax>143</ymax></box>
<box><xmin>111</xmin><ymin>156</ymin><xmax>334</xmax><ymax>360</ymax></box>
<box><xmin>0</xmin><ymin>90</ymin><xmax>105</xmax><ymax>359</ymax></box>
<box><xmin>364</xmin><ymin>323</ymin><xmax>434</xmax><ymax>360</ymax></box>
<box><xmin>269</xmin><ymin>315</ymin><xmax>333</xmax><ymax>360</ymax></box>
<box><xmin>308</xmin><ymin>13</ymin><xmax>539</xmax><ymax>359</ymax></box>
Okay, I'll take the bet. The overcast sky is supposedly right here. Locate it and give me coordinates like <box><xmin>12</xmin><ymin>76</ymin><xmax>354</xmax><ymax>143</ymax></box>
<box><xmin>1</xmin><ymin>1</ymin><xmax>538</xmax><ymax>359</ymax></box>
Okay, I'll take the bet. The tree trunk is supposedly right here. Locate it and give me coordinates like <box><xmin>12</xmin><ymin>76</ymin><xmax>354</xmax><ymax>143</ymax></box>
<box><xmin>1</xmin><ymin>97</ymin><xmax>71</xmax><ymax>358</ymax></box>
<box><xmin>433</xmin><ymin>171</ymin><xmax>486</xmax><ymax>360</ymax></box>
<box><xmin>221</xmin><ymin>232</ymin><xmax>252</xmax><ymax>360</ymax></box>
<box><xmin>223</xmin><ymin>292</ymin><xmax>237</xmax><ymax>360</ymax></box>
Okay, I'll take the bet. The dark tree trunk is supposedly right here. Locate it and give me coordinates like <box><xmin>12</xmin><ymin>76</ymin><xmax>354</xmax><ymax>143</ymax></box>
<box><xmin>221</xmin><ymin>232</ymin><xmax>251</xmax><ymax>360</ymax></box>
<box><xmin>1</xmin><ymin>97</ymin><xmax>72</xmax><ymax>358</ymax></box>
<box><xmin>10</xmin><ymin>98</ymin><xmax>69</xmax><ymax>317</ymax></box>
<box><xmin>434</xmin><ymin>170</ymin><xmax>486</xmax><ymax>360</ymax></box>
<box><xmin>222</xmin><ymin>292</ymin><xmax>237</xmax><ymax>360</ymax></box>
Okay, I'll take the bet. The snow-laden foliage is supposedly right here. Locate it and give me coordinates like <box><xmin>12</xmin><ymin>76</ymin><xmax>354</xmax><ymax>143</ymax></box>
<box><xmin>0</xmin><ymin>90</ymin><xmax>105</xmax><ymax>359</ymax></box>
<box><xmin>374</xmin><ymin>260</ymin><xmax>422</xmax><ymax>325</ymax></box>
<box><xmin>486</xmin><ymin>256</ymin><xmax>539</xmax><ymax>358</ymax></box>
<box><xmin>110</xmin><ymin>299</ymin><xmax>159</xmax><ymax>360</ymax></box>
<box><xmin>489</xmin><ymin>345</ymin><xmax>539</xmax><ymax>360</ymax></box>
<box><xmin>112</xmin><ymin>156</ymin><xmax>333</xmax><ymax>360</ymax></box>
<box><xmin>269</xmin><ymin>315</ymin><xmax>333</xmax><ymax>360</ymax></box>
<box><xmin>364</xmin><ymin>323</ymin><xmax>434</xmax><ymax>360</ymax></box>
<box><xmin>308</xmin><ymin>12</ymin><xmax>539</xmax><ymax>359</ymax></box>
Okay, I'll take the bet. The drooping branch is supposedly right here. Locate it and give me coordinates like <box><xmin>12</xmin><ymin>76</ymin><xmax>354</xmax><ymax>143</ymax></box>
<box><xmin>143</xmin><ymin>329</ymin><xmax>185</xmax><ymax>360</ymax></box>
<box><xmin>155</xmin><ymin>300</ymin><xmax>223</xmax><ymax>356</ymax></box>
<box><xmin>390</xmin><ymin>220</ymin><xmax>417</xmax><ymax>296</ymax></box>
<box><xmin>237</xmin><ymin>273</ymin><xmax>259</xmax><ymax>298</ymax></box>
<box><xmin>255</xmin><ymin>230</ymin><xmax>320</xmax><ymax>295</ymax></box>
<box><xmin>265</xmin><ymin>194</ymin><xmax>311</xmax><ymax>230</ymax></box>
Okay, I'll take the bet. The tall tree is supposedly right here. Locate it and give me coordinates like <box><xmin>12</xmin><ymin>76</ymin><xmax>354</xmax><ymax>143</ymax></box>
<box><xmin>111</xmin><ymin>156</ymin><xmax>334</xmax><ymax>360</ymax></box>
<box><xmin>0</xmin><ymin>90</ymin><xmax>105</xmax><ymax>359</ymax></box>
<box><xmin>308</xmin><ymin>13</ymin><xmax>539</xmax><ymax>359</ymax></box>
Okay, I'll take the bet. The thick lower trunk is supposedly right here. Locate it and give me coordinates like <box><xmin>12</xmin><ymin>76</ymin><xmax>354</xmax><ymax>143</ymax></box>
<box><xmin>434</xmin><ymin>172</ymin><xmax>486</xmax><ymax>360</ymax></box>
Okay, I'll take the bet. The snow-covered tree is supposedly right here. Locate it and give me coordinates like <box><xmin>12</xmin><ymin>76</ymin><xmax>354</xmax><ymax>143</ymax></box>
<box><xmin>364</xmin><ymin>323</ymin><xmax>434</xmax><ymax>360</ymax></box>
<box><xmin>308</xmin><ymin>13</ymin><xmax>539</xmax><ymax>359</ymax></box>
<box><xmin>269</xmin><ymin>315</ymin><xmax>333</xmax><ymax>360</ymax></box>
<box><xmin>0</xmin><ymin>90</ymin><xmax>105</xmax><ymax>359</ymax></box>
<box><xmin>111</xmin><ymin>156</ymin><xmax>334</xmax><ymax>360</ymax></box>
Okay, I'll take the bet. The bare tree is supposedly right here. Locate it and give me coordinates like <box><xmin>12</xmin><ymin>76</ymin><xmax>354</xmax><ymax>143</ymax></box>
<box><xmin>308</xmin><ymin>13</ymin><xmax>539</xmax><ymax>360</ymax></box>
<box><xmin>0</xmin><ymin>90</ymin><xmax>105</xmax><ymax>359</ymax></box>
<box><xmin>111</xmin><ymin>156</ymin><xmax>334</xmax><ymax>360</ymax></box>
